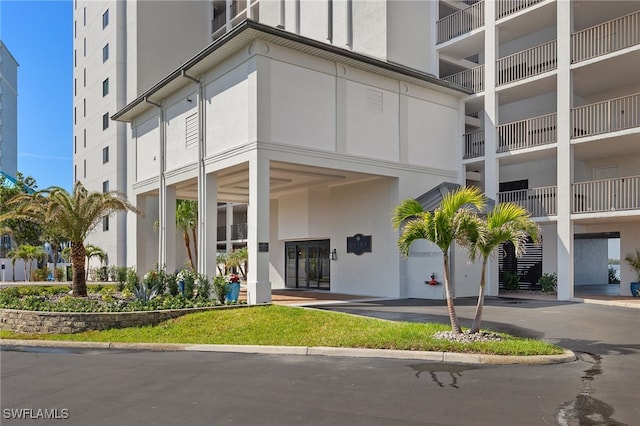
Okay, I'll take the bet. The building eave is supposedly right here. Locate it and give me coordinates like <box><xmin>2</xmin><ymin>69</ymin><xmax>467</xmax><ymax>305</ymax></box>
<box><xmin>112</xmin><ymin>20</ymin><xmax>470</xmax><ymax>123</ymax></box>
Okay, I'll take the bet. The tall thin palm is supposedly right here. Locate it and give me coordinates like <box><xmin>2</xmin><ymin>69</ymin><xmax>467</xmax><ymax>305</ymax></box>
<box><xmin>0</xmin><ymin>181</ymin><xmax>140</xmax><ymax>296</ymax></box>
<box><xmin>468</xmin><ymin>203</ymin><xmax>540</xmax><ymax>333</ymax></box>
<box><xmin>392</xmin><ymin>186</ymin><xmax>486</xmax><ymax>334</ymax></box>
<box><xmin>176</xmin><ymin>200</ymin><xmax>198</xmax><ymax>271</ymax></box>
<box><xmin>84</xmin><ymin>244</ymin><xmax>106</xmax><ymax>280</ymax></box>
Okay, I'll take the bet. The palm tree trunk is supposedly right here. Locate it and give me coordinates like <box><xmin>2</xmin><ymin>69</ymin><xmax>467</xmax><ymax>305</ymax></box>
<box><xmin>191</xmin><ymin>227</ymin><xmax>198</xmax><ymax>269</ymax></box>
<box><xmin>71</xmin><ymin>242</ymin><xmax>87</xmax><ymax>297</ymax></box>
<box><xmin>443</xmin><ymin>252</ymin><xmax>462</xmax><ymax>334</ymax></box>
<box><xmin>52</xmin><ymin>242</ymin><xmax>58</xmax><ymax>281</ymax></box>
<box><xmin>23</xmin><ymin>260</ymin><xmax>28</xmax><ymax>282</ymax></box>
<box><xmin>183</xmin><ymin>232</ymin><xmax>195</xmax><ymax>271</ymax></box>
<box><xmin>470</xmin><ymin>258</ymin><xmax>488</xmax><ymax>334</ymax></box>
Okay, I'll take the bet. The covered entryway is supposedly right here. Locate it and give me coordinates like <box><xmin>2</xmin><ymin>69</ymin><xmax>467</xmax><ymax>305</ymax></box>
<box><xmin>285</xmin><ymin>240</ymin><xmax>330</xmax><ymax>290</ymax></box>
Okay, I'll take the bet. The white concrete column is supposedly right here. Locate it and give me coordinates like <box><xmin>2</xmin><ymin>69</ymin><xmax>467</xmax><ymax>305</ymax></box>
<box><xmin>198</xmin><ymin>173</ymin><xmax>218</xmax><ymax>278</ymax></box>
<box><xmin>159</xmin><ymin>186</ymin><xmax>176</xmax><ymax>273</ymax></box>
<box><xmin>247</xmin><ymin>154</ymin><xmax>271</xmax><ymax>304</ymax></box>
<box><xmin>226</xmin><ymin>204</ymin><xmax>233</xmax><ymax>254</ymax></box>
<box><xmin>136</xmin><ymin>194</ymin><xmax>159</xmax><ymax>273</ymax></box>
<box><xmin>556</xmin><ymin>0</ymin><xmax>574</xmax><ymax>300</ymax></box>
<box><xmin>484</xmin><ymin>0</ymin><xmax>500</xmax><ymax>297</ymax></box>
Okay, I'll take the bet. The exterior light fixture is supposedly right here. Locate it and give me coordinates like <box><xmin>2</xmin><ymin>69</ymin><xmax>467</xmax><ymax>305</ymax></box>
<box><xmin>330</xmin><ymin>249</ymin><xmax>337</xmax><ymax>261</ymax></box>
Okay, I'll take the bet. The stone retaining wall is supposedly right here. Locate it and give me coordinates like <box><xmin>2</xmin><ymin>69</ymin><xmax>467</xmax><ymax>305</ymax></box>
<box><xmin>0</xmin><ymin>307</ymin><xmax>223</xmax><ymax>334</ymax></box>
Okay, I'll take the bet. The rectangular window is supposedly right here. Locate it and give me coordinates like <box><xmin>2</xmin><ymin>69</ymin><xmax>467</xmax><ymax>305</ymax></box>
<box><xmin>83</xmin><ymin>98</ymin><xmax>86</xmax><ymax>117</ymax></box>
<box><xmin>83</xmin><ymin>37</ymin><xmax>86</xmax><ymax>57</ymax></box>
<box><xmin>74</xmin><ymin>165</ymin><xmax>77</xmax><ymax>182</ymax></box>
<box><xmin>74</xmin><ymin>20</ymin><xmax>76</xmax><ymax>39</ymax></box>
<box><xmin>83</xmin><ymin>128</ymin><xmax>87</xmax><ymax>147</ymax></box>
<box><xmin>103</xmin><ymin>44</ymin><xmax>109</xmax><ymax>62</ymax></box>
<box><xmin>83</xmin><ymin>159</ymin><xmax>87</xmax><ymax>178</ymax></box>
<box><xmin>74</xmin><ymin>107</ymin><xmax>76</xmax><ymax>125</ymax></box>
<box><xmin>74</xmin><ymin>78</ymin><xmax>76</xmax><ymax>96</ymax></box>
<box><xmin>102</xmin><ymin>180</ymin><xmax>109</xmax><ymax>193</ymax></box>
<box><xmin>83</xmin><ymin>6</ymin><xmax>86</xmax><ymax>26</ymax></box>
<box><xmin>102</xmin><ymin>146</ymin><xmax>109</xmax><ymax>163</ymax></box>
<box><xmin>103</xmin><ymin>10</ymin><xmax>109</xmax><ymax>29</ymax></box>
<box><xmin>103</xmin><ymin>113</ymin><xmax>109</xmax><ymax>130</ymax></box>
<box><xmin>103</xmin><ymin>216</ymin><xmax>109</xmax><ymax>231</ymax></box>
<box><xmin>83</xmin><ymin>68</ymin><xmax>86</xmax><ymax>87</ymax></box>
<box><xmin>102</xmin><ymin>78</ymin><xmax>109</xmax><ymax>97</ymax></box>
<box><xmin>74</xmin><ymin>136</ymin><xmax>77</xmax><ymax>154</ymax></box>
<box><xmin>74</xmin><ymin>49</ymin><xmax>76</xmax><ymax>67</ymax></box>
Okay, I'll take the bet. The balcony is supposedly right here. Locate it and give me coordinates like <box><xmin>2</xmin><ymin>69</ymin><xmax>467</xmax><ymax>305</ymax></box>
<box><xmin>498</xmin><ymin>186</ymin><xmax>557</xmax><ymax>217</ymax></box>
<box><xmin>572</xmin><ymin>10</ymin><xmax>640</xmax><ymax>63</ymax></box>
<box><xmin>463</xmin><ymin>130</ymin><xmax>485</xmax><ymax>159</ymax></box>
<box><xmin>496</xmin><ymin>0</ymin><xmax>545</xmax><ymax>20</ymax></box>
<box><xmin>442</xmin><ymin>64</ymin><xmax>484</xmax><ymax>93</ymax></box>
<box><xmin>571</xmin><ymin>92</ymin><xmax>640</xmax><ymax>139</ymax></box>
<box><xmin>572</xmin><ymin>176</ymin><xmax>640</xmax><ymax>214</ymax></box>
<box><xmin>496</xmin><ymin>40</ymin><xmax>557</xmax><ymax>86</ymax></box>
<box><xmin>497</xmin><ymin>113</ymin><xmax>557</xmax><ymax>153</ymax></box>
<box><xmin>437</xmin><ymin>1</ymin><xmax>484</xmax><ymax>44</ymax></box>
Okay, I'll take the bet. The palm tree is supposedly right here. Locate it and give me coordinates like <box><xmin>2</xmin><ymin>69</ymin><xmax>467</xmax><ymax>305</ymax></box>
<box><xmin>12</xmin><ymin>244</ymin><xmax>46</xmax><ymax>281</ymax></box>
<box><xmin>227</xmin><ymin>247</ymin><xmax>248</xmax><ymax>280</ymax></box>
<box><xmin>176</xmin><ymin>200</ymin><xmax>198</xmax><ymax>271</ymax></box>
<box><xmin>84</xmin><ymin>244</ymin><xmax>106</xmax><ymax>280</ymax></box>
<box><xmin>392</xmin><ymin>186</ymin><xmax>486</xmax><ymax>334</ymax></box>
<box><xmin>468</xmin><ymin>203</ymin><xmax>540</xmax><ymax>334</ymax></box>
<box><xmin>216</xmin><ymin>252</ymin><xmax>228</xmax><ymax>276</ymax></box>
<box><xmin>6</xmin><ymin>248</ymin><xmax>18</xmax><ymax>281</ymax></box>
<box><xmin>0</xmin><ymin>181</ymin><xmax>140</xmax><ymax>296</ymax></box>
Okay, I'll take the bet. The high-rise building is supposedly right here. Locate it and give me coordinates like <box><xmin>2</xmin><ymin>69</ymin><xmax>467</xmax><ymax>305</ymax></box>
<box><xmin>0</xmin><ymin>41</ymin><xmax>18</xmax><ymax>179</ymax></box>
<box><xmin>78</xmin><ymin>1</ymin><xmax>640</xmax><ymax>300</ymax></box>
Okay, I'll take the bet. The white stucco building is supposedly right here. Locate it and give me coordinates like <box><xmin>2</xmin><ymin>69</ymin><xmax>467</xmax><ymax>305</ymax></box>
<box><xmin>78</xmin><ymin>0</ymin><xmax>639</xmax><ymax>301</ymax></box>
<box><xmin>0</xmin><ymin>41</ymin><xmax>18</xmax><ymax>179</ymax></box>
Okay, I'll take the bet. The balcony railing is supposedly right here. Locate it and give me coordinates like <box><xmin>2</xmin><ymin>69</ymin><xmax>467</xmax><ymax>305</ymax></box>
<box><xmin>217</xmin><ymin>225</ymin><xmax>226</xmax><ymax>242</ymax></box>
<box><xmin>572</xmin><ymin>176</ymin><xmax>640</xmax><ymax>213</ymax></box>
<box><xmin>231</xmin><ymin>223</ymin><xmax>248</xmax><ymax>240</ymax></box>
<box><xmin>497</xmin><ymin>113</ymin><xmax>557</xmax><ymax>152</ymax></box>
<box><xmin>437</xmin><ymin>1</ymin><xmax>484</xmax><ymax>44</ymax></box>
<box><xmin>572</xmin><ymin>10</ymin><xmax>640</xmax><ymax>63</ymax></box>
<box><xmin>496</xmin><ymin>40</ymin><xmax>557</xmax><ymax>85</ymax></box>
<box><xmin>463</xmin><ymin>130</ymin><xmax>485</xmax><ymax>159</ymax></box>
<box><xmin>496</xmin><ymin>0</ymin><xmax>544</xmax><ymax>20</ymax></box>
<box><xmin>498</xmin><ymin>186</ymin><xmax>557</xmax><ymax>217</ymax></box>
<box><xmin>442</xmin><ymin>65</ymin><xmax>484</xmax><ymax>93</ymax></box>
<box><xmin>571</xmin><ymin>92</ymin><xmax>640</xmax><ymax>139</ymax></box>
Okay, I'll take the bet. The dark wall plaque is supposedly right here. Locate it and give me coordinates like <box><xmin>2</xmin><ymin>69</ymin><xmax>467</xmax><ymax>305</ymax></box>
<box><xmin>258</xmin><ymin>242</ymin><xmax>269</xmax><ymax>252</ymax></box>
<box><xmin>346</xmin><ymin>234</ymin><xmax>372</xmax><ymax>255</ymax></box>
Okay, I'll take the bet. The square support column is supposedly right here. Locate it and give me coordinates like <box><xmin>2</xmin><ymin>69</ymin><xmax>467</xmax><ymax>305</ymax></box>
<box><xmin>198</xmin><ymin>173</ymin><xmax>218</xmax><ymax>278</ymax></box>
<box><xmin>160</xmin><ymin>186</ymin><xmax>176</xmax><ymax>273</ymax></box>
<box><xmin>247</xmin><ymin>155</ymin><xmax>271</xmax><ymax>304</ymax></box>
<box><xmin>136</xmin><ymin>194</ymin><xmax>159</xmax><ymax>274</ymax></box>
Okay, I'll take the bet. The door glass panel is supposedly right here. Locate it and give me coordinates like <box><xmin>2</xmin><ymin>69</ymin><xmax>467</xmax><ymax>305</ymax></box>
<box><xmin>297</xmin><ymin>246</ymin><xmax>307</xmax><ymax>287</ymax></box>
<box><xmin>285</xmin><ymin>245</ymin><xmax>297</xmax><ymax>288</ymax></box>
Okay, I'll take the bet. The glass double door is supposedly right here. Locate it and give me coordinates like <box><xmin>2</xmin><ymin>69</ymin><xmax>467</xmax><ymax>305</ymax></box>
<box><xmin>285</xmin><ymin>240</ymin><xmax>330</xmax><ymax>290</ymax></box>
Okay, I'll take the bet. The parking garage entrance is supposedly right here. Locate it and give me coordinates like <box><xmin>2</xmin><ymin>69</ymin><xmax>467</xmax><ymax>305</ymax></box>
<box><xmin>285</xmin><ymin>240</ymin><xmax>330</xmax><ymax>290</ymax></box>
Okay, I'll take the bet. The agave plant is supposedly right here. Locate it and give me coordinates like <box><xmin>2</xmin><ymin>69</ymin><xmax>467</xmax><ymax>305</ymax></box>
<box><xmin>133</xmin><ymin>279</ymin><xmax>158</xmax><ymax>304</ymax></box>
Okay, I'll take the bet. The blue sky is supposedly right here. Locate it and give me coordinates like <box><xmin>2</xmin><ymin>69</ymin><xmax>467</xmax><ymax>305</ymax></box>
<box><xmin>1</xmin><ymin>0</ymin><xmax>72</xmax><ymax>191</ymax></box>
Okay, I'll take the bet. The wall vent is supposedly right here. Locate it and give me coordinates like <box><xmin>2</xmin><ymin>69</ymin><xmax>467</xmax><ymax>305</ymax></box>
<box><xmin>366</xmin><ymin>89</ymin><xmax>383</xmax><ymax>113</ymax></box>
<box><xmin>185</xmin><ymin>112</ymin><xmax>198</xmax><ymax>149</ymax></box>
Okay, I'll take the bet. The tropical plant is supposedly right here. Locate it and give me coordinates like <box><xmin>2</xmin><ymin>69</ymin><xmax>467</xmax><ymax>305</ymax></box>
<box><xmin>12</xmin><ymin>244</ymin><xmax>47</xmax><ymax>282</ymax></box>
<box><xmin>0</xmin><ymin>181</ymin><xmax>140</xmax><ymax>296</ymax></box>
<box><xmin>85</xmin><ymin>244</ymin><xmax>106</xmax><ymax>280</ymax></box>
<box><xmin>623</xmin><ymin>249</ymin><xmax>640</xmax><ymax>281</ymax></box>
<box><xmin>227</xmin><ymin>247</ymin><xmax>248</xmax><ymax>280</ymax></box>
<box><xmin>502</xmin><ymin>271</ymin><xmax>520</xmax><ymax>291</ymax></box>
<box><xmin>132</xmin><ymin>279</ymin><xmax>158</xmax><ymax>303</ymax></box>
<box><xmin>538</xmin><ymin>273</ymin><xmax>558</xmax><ymax>293</ymax></box>
<box><xmin>608</xmin><ymin>266</ymin><xmax>620</xmax><ymax>284</ymax></box>
<box><xmin>467</xmin><ymin>203</ymin><xmax>540</xmax><ymax>333</ymax></box>
<box><xmin>176</xmin><ymin>200</ymin><xmax>198</xmax><ymax>271</ymax></box>
<box><xmin>392</xmin><ymin>186</ymin><xmax>486</xmax><ymax>334</ymax></box>
<box><xmin>6</xmin><ymin>249</ymin><xmax>18</xmax><ymax>281</ymax></box>
<box><xmin>195</xmin><ymin>273</ymin><xmax>211</xmax><ymax>299</ymax></box>
<box><xmin>0</xmin><ymin>172</ymin><xmax>42</xmax><ymax>249</ymax></box>
<box><xmin>216</xmin><ymin>252</ymin><xmax>228</xmax><ymax>275</ymax></box>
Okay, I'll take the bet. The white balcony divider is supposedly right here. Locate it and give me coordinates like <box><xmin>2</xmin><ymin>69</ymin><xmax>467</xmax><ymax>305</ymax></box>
<box><xmin>463</xmin><ymin>130</ymin><xmax>485</xmax><ymax>159</ymax></box>
<box><xmin>571</xmin><ymin>10</ymin><xmax>640</xmax><ymax>63</ymax></box>
<box><xmin>437</xmin><ymin>1</ymin><xmax>484</xmax><ymax>44</ymax></box>
<box><xmin>572</xmin><ymin>176</ymin><xmax>640</xmax><ymax>213</ymax></box>
<box><xmin>497</xmin><ymin>113</ymin><xmax>557</xmax><ymax>152</ymax></box>
<box><xmin>498</xmin><ymin>186</ymin><xmax>557</xmax><ymax>217</ymax></box>
<box><xmin>496</xmin><ymin>0</ymin><xmax>544</xmax><ymax>20</ymax></box>
<box><xmin>571</xmin><ymin>92</ymin><xmax>640</xmax><ymax>138</ymax></box>
<box><xmin>442</xmin><ymin>65</ymin><xmax>484</xmax><ymax>93</ymax></box>
<box><xmin>496</xmin><ymin>40</ymin><xmax>557</xmax><ymax>85</ymax></box>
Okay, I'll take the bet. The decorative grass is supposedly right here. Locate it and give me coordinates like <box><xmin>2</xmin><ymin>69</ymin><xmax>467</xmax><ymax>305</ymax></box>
<box><xmin>0</xmin><ymin>305</ymin><xmax>563</xmax><ymax>356</ymax></box>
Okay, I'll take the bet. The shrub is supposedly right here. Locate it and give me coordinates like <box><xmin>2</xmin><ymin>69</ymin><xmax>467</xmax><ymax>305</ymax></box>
<box><xmin>31</xmin><ymin>266</ymin><xmax>49</xmax><ymax>282</ymax></box>
<box><xmin>195</xmin><ymin>273</ymin><xmax>211</xmax><ymax>299</ymax></box>
<box><xmin>133</xmin><ymin>280</ymin><xmax>158</xmax><ymax>303</ymax></box>
<box><xmin>166</xmin><ymin>273</ymin><xmax>179</xmax><ymax>296</ymax></box>
<box><xmin>100</xmin><ymin>286</ymin><xmax>115</xmax><ymax>301</ymax></box>
<box><xmin>126</xmin><ymin>267</ymin><xmax>139</xmax><ymax>291</ymax></box>
<box><xmin>538</xmin><ymin>273</ymin><xmax>557</xmax><ymax>293</ymax></box>
<box><xmin>115</xmin><ymin>266</ymin><xmax>128</xmax><ymax>291</ymax></box>
<box><xmin>96</xmin><ymin>266</ymin><xmax>109</xmax><ymax>282</ymax></box>
<box><xmin>212</xmin><ymin>275</ymin><xmax>228</xmax><ymax>304</ymax></box>
<box><xmin>503</xmin><ymin>271</ymin><xmax>520</xmax><ymax>291</ymax></box>
<box><xmin>107</xmin><ymin>265</ymin><xmax>118</xmax><ymax>282</ymax></box>
<box><xmin>177</xmin><ymin>269</ymin><xmax>195</xmax><ymax>299</ymax></box>
<box><xmin>55</xmin><ymin>267</ymin><xmax>66</xmax><ymax>282</ymax></box>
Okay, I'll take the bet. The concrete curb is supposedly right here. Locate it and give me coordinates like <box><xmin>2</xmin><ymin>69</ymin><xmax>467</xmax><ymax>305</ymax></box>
<box><xmin>0</xmin><ymin>339</ymin><xmax>576</xmax><ymax>365</ymax></box>
<box><xmin>570</xmin><ymin>297</ymin><xmax>640</xmax><ymax>309</ymax></box>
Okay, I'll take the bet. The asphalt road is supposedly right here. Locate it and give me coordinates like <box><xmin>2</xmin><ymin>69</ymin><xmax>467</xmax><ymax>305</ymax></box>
<box><xmin>1</xmin><ymin>297</ymin><xmax>639</xmax><ymax>425</ymax></box>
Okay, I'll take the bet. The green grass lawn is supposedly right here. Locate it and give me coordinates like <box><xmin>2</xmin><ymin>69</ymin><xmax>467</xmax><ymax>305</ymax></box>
<box><xmin>0</xmin><ymin>305</ymin><xmax>563</xmax><ymax>356</ymax></box>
